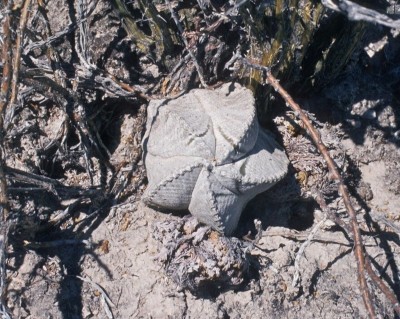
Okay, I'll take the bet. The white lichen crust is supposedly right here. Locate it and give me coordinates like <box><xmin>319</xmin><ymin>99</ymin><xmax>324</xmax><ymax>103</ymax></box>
<box><xmin>142</xmin><ymin>82</ymin><xmax>289</xmax><ymax>235</ymax></box>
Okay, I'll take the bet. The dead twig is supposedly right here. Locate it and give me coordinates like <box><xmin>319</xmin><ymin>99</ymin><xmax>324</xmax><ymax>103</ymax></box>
<box><xmin>225</xmin><ymin>55</ymin><xmax>399</xmax><ymax>317</ymax></box>
<box><xmin>0</xmin><ymin>221</ymin><xmax>11</xmax><ymax>319</ymax></box>
<box><xmin>313</xmin><ymin>190</ymin><xmax>353</xmax><ymax>235</ymax></box>
<box><xmin>24</xmin><ymin>22</ymin><xmax>77</xmax><ymax>54</ymax></box>
<box><xmin>79</xmin><ymin>73</ymin><xmax>149</xmax><ymax>100</ymax></box>
<box><xmin>264</xmin><ymin>70</ymin><xmax>398</xmax><ymax>318</ymax></box>
<box><xmin>0</xmin><ymin>1</ymin><xmax>13</xmax><ymax>222</ymax></box>
<box><xmin>292</xmin><ymin>213</ymin><xmax>327</xmax><ymax>288</ymax></box>
<box><xmin>9</xmin><ymin>0</ymin><xmax>32</xmax><ymax>109</ymax></box>
<box><xmin>253</xmin><ymin>219</ymin><xmax>263</xmax><ymax>244</ymax></box>
<box><xmin>75</xmin><ymin>0</ymin><xmax>97</xmax><ymax>71</ymax></box>
<box><xmin>77</xmin><ymin>275</ymin><xmax>115</xmax><ymax>319</ymax></box>
<box><xmin>365</xmin><ymin>258</ymin><xmax>400</xmax><ymax>315</ymax></box>
<box><xmin>242</xmin><ymin>219</ymin><xmax>263</xmax><ymax>251</ymax></box>
<box><xmin>164</xmin><ymin>0</ymin><xmax>208</xmax><ymax>88</ymax></box>
<box><xmin>0</xmin><ymin>1</ymin><xmax>13</xmax><ymax>128</ymax></box>
<box><xmin>0</xmin><ymin>1</ymin><xmax>14</xmax><ymax>317</ymax></box>
<box><xmin>263</xmin><ymin>228</ymin><xmax>374</xmax><ymax>246</ymax></box>
<box><xmin>5</xmin><ymin>165</ymin><xmax>100</xmax><ymax>199</ymax></box>
<box><xmin>321</xmin><ymin>0</ymin><xmax>400</xmax><ymax>29</ymax></box>
<box><xmin>369</xmin><ymin>211</ymin><xmax>400</xmax><ymax>235</ymax></box>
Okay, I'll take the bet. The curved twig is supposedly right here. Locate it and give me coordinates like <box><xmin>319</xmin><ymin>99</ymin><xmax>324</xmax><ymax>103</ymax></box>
<box><xmin>226</xmin><ymin>52</ymin><xmax>400</xmax><ymax>319</ymax></box>
<box><xmin>264</xmin><ymin>71</ymin><xmax>396</xmax><ymax>319</ymax></box>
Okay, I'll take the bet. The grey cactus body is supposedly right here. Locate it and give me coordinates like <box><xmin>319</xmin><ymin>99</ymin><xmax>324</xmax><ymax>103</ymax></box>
<box><xmin>142</xmin><ymin>82</ymin><xmax>289</xmax><ymax>235</ymax></box>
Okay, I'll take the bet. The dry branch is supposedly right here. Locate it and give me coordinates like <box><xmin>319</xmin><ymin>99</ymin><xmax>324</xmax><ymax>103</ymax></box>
<box><xmin>313</xmin><ymin>190</ymin><xmax>352</xmax><ymax>235</ymax></box>
<box><xmin>226</xmin><ymin>53</ymin><xmax>399</xmax><ymax>317</ymax></box>
<box><xmin>4</xmin><ymin>165</ymin><xmax>100</xmax><ymax>198</ymax></box>
<box><xmin>0</xmin><ymin>221</ymin><xmax>10</xmax><ymax>319</ymax></box>
<box><xmin>0</xmin><ymin>1</ymin><xmax>14</xmax><ymax>317</ymax></box>
<box><xmin>164</xmin><ymin>0</ymin><xmax>208</xmax><ymax>88</ymax></box>
<box><xmin>263</xmin><ymin>228</ymin><xmax>367</xmax><ymax>246</ymax></box>
<box><xmin>77</xmin><ymin>275</ymin><xmax>115</xmax><ymax>319</ymax></box>
<box><xmin>322</xmin><ymin>0</ymin><xmax>400</xmax><ymax>29</ymax></box>
<box><xmin>9</xmin><ymin>0</ymin><xmax>32</xmax><ymax>109</ymax></box>
<box><xmin>365</xmin><ymin>258</ymin><xmax>400</xmax><ymax>315</ymax></box>
<box><xmin>292</xmin><ymin>213</ymin><xmax>327</xmax><ymax>288</ymax></box>
<box><xmin>264</xmin><ymin>70</ymin><xmax>399</xmax><ymax>318</ymax></box>
<box><xmin>369</xmin><ymin>211</ymin><xmax>400</xmax><ymax>235</ymax></box>
<box><xmin>0</xmin><ymin>1</ymin><xmax>13</xmax><ymax>127</ymax></box>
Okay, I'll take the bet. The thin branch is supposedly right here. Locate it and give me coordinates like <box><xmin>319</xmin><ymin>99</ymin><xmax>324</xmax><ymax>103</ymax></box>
<box><xmin>292</xmin><ymin>213</ymin><xmax>327</xmax><ymax>287</ymax></box>
<box><xmin>263</xmin><ymin>70</ymin><xmax>400</xmax><ymax>318</ymax></box>
<box><xmin>24</xmin><ymin>22</ymin><xmax>77</xmax><ymax>53</ymax></box>
<box><xmin>226</xmin><ymin>55</ymin><xmax>387</xmax><ymax>317</ymax></box>
<box><xmin>365</xmin><ymin>258</ymin><xmax>400</xmax><ymax>315</ymax></box>
<box><xmin>313</xmin><ymin>190</ymin><xmax>353</xmax><ymax>236</ymax></box>
<box><xmin>322</xmin><ymin>0</ymin><xmax>400</xmax><ymax>29</ymax></box>
<box><xmin>4</xmin><ymin>165</ymin><xmax>100</xmax><ymax>198</ymax></box>
<box><xmin>9</xmin><ymin>0</ymin><xmax>32</xmax><ymax>108</ymax></box>
<box><xmin>263</xmin><ymin>228</ymin><xmax>369</xmax><ymax>246</ymax></box>
<box><xmin>0</xmin><ymin>221</ymin><xmax>11</xmax><ymax>319</ymax></box>
<box><xmin>264</xmin><ymin>70</ymin><xmax>378</xmax><ymax>317</ymax></box>
<box><xmin>369</xmin><ymin>211</ymin><xmax>400</xmax><ymax>235</ymax></box>
<box><xmin>0</xmin><ymin>1</ymin><xmax>14</xmax><ymax>317</ymax></box>
<box><xmin>75</xmin><ymin>0</ymin><xmax>95</xmax><ymax>72</ymax></box>
<box><xmin>77</xmin><ymin>275</ymin><xmax>115</xmax><ymax>319</ymax></box>
<box><xmin>0</xmin><ymin>1</ymin><xmax>13</xmax><ymax>126</ymax></box>
<box><xmin>225</xmin><ymin>55</ymin><xmax>400</xmax><ymax>317</ymax></box>
<box><xmin>164</xmin><ymin>0</ymin><xmax>208</xmax><ymax>88</ymax></box>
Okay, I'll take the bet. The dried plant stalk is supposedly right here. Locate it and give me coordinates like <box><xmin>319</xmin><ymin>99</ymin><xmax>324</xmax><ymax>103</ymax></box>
<box><xmin>164</xmin><ymin>0</ymin><xmax>208</xmax><ymax>88</ymax></box>
<box><xmin>0</xmin><ymin>0</ymin><xmax>13</xmax><ymax>223</ymax></box>
<box><xmin>0</xmin><ymin>2</ymin><xmax>31</xmax><ymax>317</ymax></box>
<box><xmin>0</xmin><ymin>1</ymin><xmax>14</xmax><ymax>317</ymax></box>
<box><xmin>264</xmin><ymin>71</ymin><xmax>400</xmax><ymax>318</ymax></box>
<box><xmin>9</xmin><ymin>0</ymin><xmax>32</xmax><ymax>107</ymax></box>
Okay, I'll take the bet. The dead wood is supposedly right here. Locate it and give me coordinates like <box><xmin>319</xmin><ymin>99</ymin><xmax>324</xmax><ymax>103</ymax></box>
<box><xmin>262</xmin><ymin>67</ymin><xmax>398</xmax><ymax>318</ymax></box>
<box><xmin>322</xmin><ymin>0</ymin><xmax>400</xmax><ymax>28</ymax></box>
<box><xmin>0</xmin><ymin>1</ymin><xmax>17</xmax><ymax>317</ymax></box>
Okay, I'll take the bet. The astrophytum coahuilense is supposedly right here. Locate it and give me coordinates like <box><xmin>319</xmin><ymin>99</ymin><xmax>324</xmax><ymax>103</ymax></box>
<box><xmin>142</xmin><ymin>82</ymin><xmax>289</xmax><ymax>235</ymax></box>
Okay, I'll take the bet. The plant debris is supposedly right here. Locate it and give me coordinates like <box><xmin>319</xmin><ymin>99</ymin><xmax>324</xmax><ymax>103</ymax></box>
<box><xmin>153</xmin><ymin>216</ymin><xmax>252</xmax><ymax>295</ymax></box>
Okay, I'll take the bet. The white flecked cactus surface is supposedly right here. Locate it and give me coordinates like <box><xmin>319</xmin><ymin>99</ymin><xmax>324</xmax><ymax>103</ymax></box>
<box><xmin>142</xmin><ymin>82</ymin><xmax>289</xmax><ymax>235</ymax></box>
